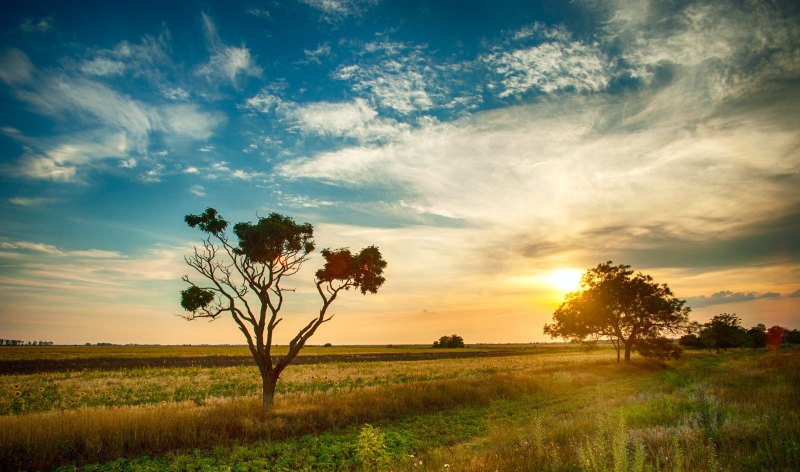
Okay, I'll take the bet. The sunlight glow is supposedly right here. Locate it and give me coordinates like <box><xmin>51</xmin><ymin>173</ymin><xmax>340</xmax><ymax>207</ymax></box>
<box><xmin>549</xmin><ymin>269</ymin><xmax>583</xmax><ymax>293</ymax></box>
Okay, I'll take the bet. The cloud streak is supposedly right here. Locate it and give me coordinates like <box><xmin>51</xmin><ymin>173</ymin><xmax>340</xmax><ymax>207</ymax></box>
<box><xmin>686</xmin><ymin>290</ymin><xmax>782</xmax><ymax>308</ymax></box>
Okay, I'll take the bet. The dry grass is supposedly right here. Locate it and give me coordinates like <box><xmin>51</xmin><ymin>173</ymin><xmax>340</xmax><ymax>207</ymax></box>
<box><xmin>0</xmin><ymin>349</ymin><xmax>613</xmax><ymax>414</ymax></box>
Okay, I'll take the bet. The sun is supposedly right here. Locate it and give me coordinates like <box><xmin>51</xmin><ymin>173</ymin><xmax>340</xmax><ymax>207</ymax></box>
<box><xmin>549</xmin><ymin>268</ymin><xmax>583</xmax><ymax>293</ymax></box>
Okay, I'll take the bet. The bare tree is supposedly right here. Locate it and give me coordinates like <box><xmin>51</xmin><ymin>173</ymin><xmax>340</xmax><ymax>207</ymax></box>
<box><xmin>180</xmin><ymin>208</ymin><xmax>387</xmax><ymax>412</ymax></box>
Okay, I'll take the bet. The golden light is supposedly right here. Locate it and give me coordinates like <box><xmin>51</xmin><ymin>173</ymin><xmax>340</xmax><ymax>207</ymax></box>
<box><xmin>549</xmin><ymin>268</ymin><xmax>583</xmax><ymax>293</ymax></box>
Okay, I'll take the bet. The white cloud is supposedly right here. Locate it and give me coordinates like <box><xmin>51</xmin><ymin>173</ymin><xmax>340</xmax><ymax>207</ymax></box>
<box><xmin>206</xmin><ymin>161</ymin><xmax>267</xmax><ymax>181</ymax></box>
<box><xmin>80</xmin><ymin>57</ymin><xmax>125</xmax><ymax>76</ymax></box>
<box><xmin>289</xmin><ymin>98</ymin><xmax>409</xmax><ymax>143</ymax></box>
<box><xmin>244</xmin><ymin>91</ymin><xmax>410</xmax><ymax>143</ymax></box>
<box><xmin>0</xmin><ymin>48</ymin><xmax>34</xmax><ymax>85</ymax></box>
<box><xmin>0</xmin><ymin>240</ymin><xmax>123</xmax><ymax>258</ymax></box>
<box><xmin>196</xmin><ymin>12</ymin><xmax>262</xmax><ymax>85</ymax></box>
<box><xmin>3</xmin><ymin>55</ymin><xmax>223</xmax><ymax>182</ymax></box>
<box><xmin>279</xmin><ymin>82</ymin><xmax>800</xmax><ymax>271</ymax></box>
<box><xmin>189</xmin><ymin>184</ymin><xmax>206</xmax><ymax>196</ymax></box>
<box><xmin>300</xmin><ymin>0</ymin><xmax>377</xmax><ymax>20</ymax></box>
<box><xmin>334</xmin><ymin>42</ymin><xmax>442</xmax><ymax>114</ymax></box>
<box><xmin>484</xmin><ymin>28</ymin><xmax>610</xmax><ymax>97</ymax></box>
<box><xmin>19</xmin><ymin>16</ymin><xmax>54</xmax><ymax>34</ymax></box>
<box><xmin>304</xmin><ymin>42</ymin><xmax>332</xmax><ymax>63</ymax></box>
<box><xmin>246</xmin><ymin>8</ymin><xmax>272</xmax><ymax>19</ymax></box>
<box><xmin>8</xmin><ymin>196</ymin><xmax>55</xmax><ymax>207</ymax></box>
<box><xmin>160</xmin><ymin>104</ymin><xmax>226</xmax><ymax>140</ymax></box>
<box><xmin>161</xmin><ymin>87</ymin><xmax>190</xmax><ymax>101</ymax></box>
<box><xmin>16</xmin><ymin>132</ymin><xmax>128</xmax><ymax>182</ymax></box>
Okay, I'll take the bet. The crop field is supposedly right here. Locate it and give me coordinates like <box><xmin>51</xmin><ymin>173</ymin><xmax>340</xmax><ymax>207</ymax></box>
<box><xmin>0</xmin><ymin>344</ymin><xmax>798</xmax><ymax>471</ymax></box>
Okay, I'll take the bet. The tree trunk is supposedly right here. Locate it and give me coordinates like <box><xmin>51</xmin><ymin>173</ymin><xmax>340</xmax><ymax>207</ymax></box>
<box><xmin>261</xmin><ymin>371</ymin><xmax>278</xmax><ymax>414</ymax></box>
<box><xmin>624</xmin><ymin>342</ymin><xmax>632</xmax><ymax>362</ymax></box>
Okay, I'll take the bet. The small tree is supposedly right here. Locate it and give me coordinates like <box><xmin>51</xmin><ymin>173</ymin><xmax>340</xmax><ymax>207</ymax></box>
<box><xmin>433</xmin><ymin>334</ymin><xmax>465</xmax><ymax>348</ymax></box>
<box><xmin>747</xmin><ymin>323</ymin><xmax>767</xmax><ymax>348</ymax></box>
<box><xmin>544</xmin><ymin>261</ymin><xmax>690</xmax><ymax>362</ymax></box>
<box><xmin>180</xmin><ymin>208</ymin><xmax>387</xmax><ymax>413</ymax></box>
<box><xmin>699</xmin><ymin>313</ymin><xmax>748</xmax><ymax>352</ymax></box>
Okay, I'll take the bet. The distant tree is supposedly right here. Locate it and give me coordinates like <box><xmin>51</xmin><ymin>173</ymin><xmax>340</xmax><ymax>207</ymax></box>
<box><xmin>699</xmin><ymin>313</ymin><xmax>748</xmax><ymax>352</ymax></box>
<box><xmin>544</xmin><ymin>262</ymin><xmax>690</xmax><ymax>362</ymax></box>
<box><xmin>785</xmin><ymin>328</ymin><xmax>800</xmax><ymax>344</ymax></box>
<box><xmin>433</xmin><ymin>334</ymin><xmax>465</xmax><ymax>348</ymax></box>
<box><xmin>181</xmin><ymin>208</ymin><xmax>387</xmax><ymax>413</ymax></box>
<box><xmin>747</xmin><ymin>323</ymin><xmax>767</xmax><ymax>349</ymax></box>
<box><xmin>766</xmin><ymin>325</ymin><xmax>785</xmax><ymax>350</ymax></box>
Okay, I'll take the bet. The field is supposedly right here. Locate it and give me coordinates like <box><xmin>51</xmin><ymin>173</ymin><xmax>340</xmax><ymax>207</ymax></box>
<box><xmin>0</xmin><ymin>344</ymin><xmax>798</xmax><ymax>471</ymax></box>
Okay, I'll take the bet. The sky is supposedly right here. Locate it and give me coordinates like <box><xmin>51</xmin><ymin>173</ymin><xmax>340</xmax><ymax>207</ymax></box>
<box><xmin>0</xmin><ymin>0</ymin><xmax>799</xmax><ymax>345</ymax></box>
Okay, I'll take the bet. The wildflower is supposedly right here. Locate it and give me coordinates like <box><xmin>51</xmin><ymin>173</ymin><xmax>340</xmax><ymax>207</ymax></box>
<box><xmin>39</xmin><ymin>387</ymin><xmax>45</xmax><ymax>393</ymax></box>
<box><xmin>14</xmin><ymin>391</ymin><xmax>21</xmax><ymax>397</ymax></box>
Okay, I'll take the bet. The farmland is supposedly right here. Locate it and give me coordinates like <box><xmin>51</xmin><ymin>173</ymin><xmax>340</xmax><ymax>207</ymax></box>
<box><xmin>1</xmin><ymin>344</ymin><xmax>798</xmax><ymax>471</ymax></box>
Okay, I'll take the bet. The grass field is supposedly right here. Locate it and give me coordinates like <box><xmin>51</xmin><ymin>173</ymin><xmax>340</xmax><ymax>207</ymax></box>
<box><xmin>0</xmin><ymin>344</ymin><xmax>798</xmax><ymax>471</ymax></box>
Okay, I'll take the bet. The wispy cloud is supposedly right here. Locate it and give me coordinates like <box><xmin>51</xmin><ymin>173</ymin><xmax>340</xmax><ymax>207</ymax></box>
<box><xmin>0</xmin><ymin>48</ymin><xmax>34</xmax><ymax>85</ymax></box>
<box><xmin>300</xmin><ymin>0</ymin><xmax>378</xmax><ymax>21</ymax></box>
<box><xmin>189</xmin><ymin>184</ymin><xmax>206</xmax><ymax>197</ymax></box>
<box><xmin>19</xmin><ymin>15</ymin><xmax>55</xmax><ymax>34</ymax></box>
<box><xmin>8</xmin><ymin>196</ymin><xmax>55</xmax><ymax>207</ymax></box>
<box><xmin>0</xmin><ymin>240</ymin><xmax>123</xmax><ymax>258</ymax></box>
<box><xmin>304</xmin><ymin>42</ymin><xmax>332</xmax><ymax>64</ymax></box>
<box><xmin>80</xmin><ymin>57</ymin><xmax>125</xmax><ymax>76</ymax></box>
<box><xmin>2</xmin><ymin>49</ymin><xmax>224</xmax><ymax>182</ymax></box>
<box><xmin>789</xmin><ymin>289</ymin><xmax>800</xmax><ymax>299</ymax></box>
<box><xmin>334</xmin><ymin>41</ymin><xmax>443</xmax><ymax>115</ymax></box>
<box><xmin>483</xmin><ymin>24</ymin><xmax>610</xmax><ymax>97</ymax></box>
<box><xmin>244</xmin><ymin>91</ymin><xmax>409</xmax><ymax>144</ymax></box>
<box><xmin>196</xmin><ymin>12</ymin><xmax>262</xmax><ymax>85</ymax></box>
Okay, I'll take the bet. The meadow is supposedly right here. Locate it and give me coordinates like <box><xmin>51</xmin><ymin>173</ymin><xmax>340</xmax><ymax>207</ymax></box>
<box><xmin>0</xmin><ymin>344</ymin><xmax>797</xmax><ymax>471</ymax></box>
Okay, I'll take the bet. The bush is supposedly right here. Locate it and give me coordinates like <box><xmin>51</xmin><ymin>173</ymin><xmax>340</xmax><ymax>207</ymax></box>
<box><xmin>635</xmin><ymin>337</ymin><xmax>682</xmax><ymax>360</ymax></box>
<box><xmin>432</xmin><ymin>334</ymin><xmax>465</xmax><ymax>348</ymax></box>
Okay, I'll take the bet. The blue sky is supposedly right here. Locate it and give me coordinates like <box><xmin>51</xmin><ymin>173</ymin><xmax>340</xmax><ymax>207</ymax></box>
<box><xmin>1</xmin><ymin>0</ymin><xmax>799</xmax><ymax>344</ymax></box>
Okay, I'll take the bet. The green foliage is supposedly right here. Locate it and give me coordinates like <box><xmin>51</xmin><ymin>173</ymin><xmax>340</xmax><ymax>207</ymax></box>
<box><xmin>747</xmin><ymin>324</ymin><xmax>767</xmax><ymax>348</ymax></box>
<box><xmin>179</xmin><ymin>286</ymin><xmax>215</xmax><ymax>312</ymax></box>
<box><xmin>184</xmin><ymin>208</ymin><xmax>228</xmax><ymax>235</ymax></box>
<box><xmin>433</xmin><ymin>334</ymin><xmax>465</xmax><ymax>348</ymax></box>
<box><xmin>698</xmin><ymin>313</ymin><xmax>749</xmax><ymax>352</ymax></box>
<box><xmin>232</xmin><ymin>212</ymin><xmax>314</xmax><ymax>263</ymax></box>
<box><xmin>356</xmin><ymin>424</ymin><xmax>390</xmax><ymax>470</ymax></box>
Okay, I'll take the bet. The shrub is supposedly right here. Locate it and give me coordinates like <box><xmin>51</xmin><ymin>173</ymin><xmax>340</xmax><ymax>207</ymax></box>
<box><xmin>432</xmin><ymin>335</ymin><xmax>465</xmax><ymax>348</ymax></box>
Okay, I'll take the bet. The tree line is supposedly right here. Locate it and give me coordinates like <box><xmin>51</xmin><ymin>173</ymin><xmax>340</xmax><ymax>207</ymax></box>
<box><xmin>0</xmin><ymin>339</ymin><xmax>54</xmax><ymax>346</ymax></box>
<box><xmin>679</xmin><ymin>313</ymin><xmax>799</xmax><ymax>352</ymax></box>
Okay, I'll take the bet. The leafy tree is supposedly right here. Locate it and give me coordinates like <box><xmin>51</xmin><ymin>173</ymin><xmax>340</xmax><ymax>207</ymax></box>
<box><xmin>180</xmin><ymin>208</ymin><xmax>387</xmax><ymax>413</ymax></box>
<box><xmin>766</xmin><ymin>325</ymin><xmax>785</xmax><ymax>350</ymax></box>
<box><xmin>747</xmin><ymin>323</ymin><xmax>767</xmax><ymax>348</ymax></box>
<box><xmin>699</xmin><ymin>313</ymin><xmax>748</xmax><ymax>352</ymax></box>
<box><xmin>544</xmin><ymin>261</ymin><xmax>690</xmax><ymax>362</ymax></box>
<box><xmin>785</xmin><ymin>328</ymin><xmax>800</xmax><ymax>344</ymax></box>
<box><xmin>433</xmin><ymin>334</ymin><xmax>465</xmax><ymax>348</ymax></box>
